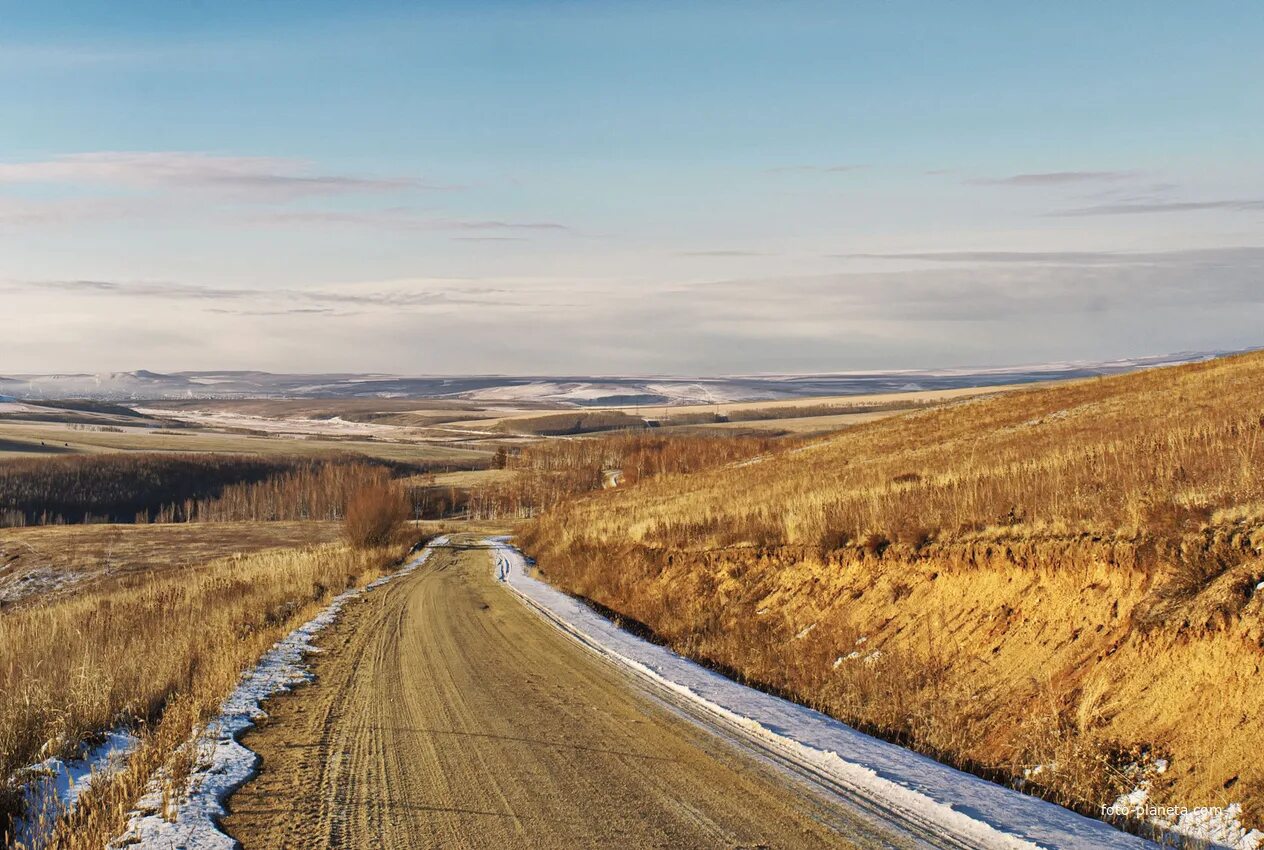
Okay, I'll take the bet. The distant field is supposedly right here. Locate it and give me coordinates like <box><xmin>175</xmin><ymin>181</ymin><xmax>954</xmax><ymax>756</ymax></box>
<box><xmin>420</xmin><ymin>468</ymin><xmax>516</xmax><ymax>487</ymax></box>
<box><xmin>143</xmin><ymin>396</ymin><xmax>563</xmax><ymax>417</ymax></box>
<box><xmin>656</xmin><ymin>409</ymin><xmax>904</xmax><ymax>435</ymax></box>
<box><xmin>447</xmin><ymin>383</ymin><xmax>1021</xmax><ymax>433</ymax></box>
<box><xmin>0</xmin><ymin>437</ymin><xmax>80</xmax><ymax>456</ymax></box>
<box><xmin>0</xmin><ymin>420</ymin><xmax>492</xmax><ymax>464</ymax></box>
<box><xmin>613</xmin><ymin>382</ymin><xmax>1024</xmax><ymax>418</ymax></box>
<box><xmin>146</xmin><ymin>398</ymin><xmax>491</xmax><ymax>416</ymax></box>
<box><xmin>0</xmin><ymin>383</ymin><xmax>1027</xmax><ymax>468</ymax></box>
<box><xmin>491</xmin><ymin>411</ymin><xmax>646</xmax><ymax>436</ymax></box>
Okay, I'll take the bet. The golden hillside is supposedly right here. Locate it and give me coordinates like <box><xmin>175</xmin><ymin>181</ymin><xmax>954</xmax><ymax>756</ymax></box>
<box><xmin>521</xmin><ymin>350</ymin><xmax>1264</xmax><ymax>830</ymax></box>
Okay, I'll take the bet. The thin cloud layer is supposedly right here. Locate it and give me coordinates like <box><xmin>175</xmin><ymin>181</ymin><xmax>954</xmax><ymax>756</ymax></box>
<box><xmin>766</xmin><ymin>164</ymin><xmax>866</xmax><ymax>174</ymax></box>
<box><xmin>677</xmin><ymin>250</ymin><xmax>769</xmax><ymax>257</ymax></box>
<box><xmin>629</xmin><ymin>267</ymin><xmax>1264</xmax><ymax>362</ymax></box>
<box><xmin>838</xmin><ymin>247</ymin><xmax>1264</xmax><ymax>266</ymax></box>
<box><xmin>969</xmin><ymin>170</ymin><xmax>1140</xmax><ymax>186</ymax></box>
<box><xmin>1050</xmin><ymin>199</ymin><xmax>1264</xmax><ymax>216</ymax></box>
<box><xmin>4</xmin><ymin>278</ymin><xmax>516</xmax><ymax>311</ymax></box>
<box><xmin>10</xmin><ymin>261</ymin><xmax>1264</xmax><ymax>375</ymax></box>
<box><xmin>258</xmin><ymin>210</ymin><xmax>570</xmax><ymax>232</ymax></box>
<box><xmin>0</xmin><ymin>152</ymin><xmax>439</xmax><ymax>200</ymax></box>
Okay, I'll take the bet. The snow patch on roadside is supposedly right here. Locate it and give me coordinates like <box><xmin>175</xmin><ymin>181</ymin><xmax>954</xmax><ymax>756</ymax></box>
<box><xmin>489</xmin><ymin>537</ymin><xmax>1158</xmax><ymax>850</ymax></box>
<box><xmin>11</xmin><ymin>730</ymin><xmax>138</xmax><ymax>848</ymax></box>
<box><xmin>1107</xmin><ymin>761</ymin><xmax>1263</xmax><ymax>850</ymax></box>
<box><xmin>108</xmin><ymin>537</ymin><xmax>447</xmax><ymax>849</ymax></box>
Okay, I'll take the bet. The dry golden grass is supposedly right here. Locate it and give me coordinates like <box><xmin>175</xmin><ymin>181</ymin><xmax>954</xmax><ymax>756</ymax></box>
<box><xmin>521</xmin><ymin>351</ymin><xmax>1264</xmax><ymax>830</ymax></box>
<box><xmin>533</xmin><ymin>351</ymin><xmax>1264</xmax><ymax>548</ymax></box>
<box><xmin>0</xmin><ymin>521</ymin><xmax>340</xmax><ymax>608</ymax></box>
<box><xmin>414</xmin><ymin>468</ymin><xmax>516</xmax><ymax>488</ymax></box>
<box><xmin>0</xmin><ymin>536</ymin><xmax>416</xmax><ymax>846</ymax></box>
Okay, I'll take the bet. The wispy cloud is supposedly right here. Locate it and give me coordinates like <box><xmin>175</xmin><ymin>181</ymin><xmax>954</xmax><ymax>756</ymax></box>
<box><xmin>676</xmin><ymin>250</ymin><xmax>769</xmax><ymax>257</ymax></box>
<box><xmin>969</xmin><ymin>170</ymin><xmax>1140</xmax><ymax>187</ymax></box>
<box><xmin>452</xmin><ymin>236</ymin><xmax>528</xmax><ymax>242</ymax></box>
<box><xmin>835</xmin><ymin>247</ymin><xmax>1264</xmax><ymax>265</ymax></box>
<box><xmin>674</xmin><ymin>260</ymin><xmax>1264</xmax><ymax>326</ymax></box>
<box><xmin>0</xmin><ymin>152</ymin><xmax>447</xmax><ymax>200</ymax></box>
<box><xmin>5</xmin><ymin>278</ymin><xmax>518</xmax><ymax>310</ymax></box>
<box><xmin>453</xmin><ymin>220</ymin><xmax>568</xmax><ymax>231</ymax></box>
<box><xmin>766</xmin><ymin>164</ymin><xmax>866</xmax><ymax>174</ymax></box>
<box><xmin>205</xmin><ymin>306</ymin><xmax>346</xmax><ymax>317</ymax></box>
<box><xmin>1049</xmin><ymin>199</ymin><xmax>1264</xmax><ymax>216</ymax></box>
<box><xmin>0</xmin><ymin>196</ymin><xmax>146</xmax><ymax>226</ymax></box>
<box><xmin>259</xmin><ymin>210</ymin><xmax>570</xmax><ymax>233</ymax></box>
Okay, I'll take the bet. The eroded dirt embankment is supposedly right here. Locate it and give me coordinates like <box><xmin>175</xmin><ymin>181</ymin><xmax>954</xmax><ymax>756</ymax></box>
<box><xmin>522</xmin><ymin>531</ymin><xmax>1264</xmax><ymax>826</ymax></box>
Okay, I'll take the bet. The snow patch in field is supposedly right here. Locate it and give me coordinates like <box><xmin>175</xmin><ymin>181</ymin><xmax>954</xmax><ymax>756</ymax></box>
<box><xmin>108</xmin><ymin>537</ymin><xmax>447</xmax><ymax>849</ymax></box>
<box><xmin>133</xmin><ymin>407</ymin><xmax>406</xmax><ymax>439</ymax></box>
<box><xmin>11</xmin><ymin>730</ymin><xmax>138</xmax><ymax>848</ymax></box>
<box><xmin>489</xmin><ymin>537</ymin><xmax>1157</xmax><ymax>850</ymax></box>
<box><xmin>0</xmin><ymin>565</ymin><xmax>83</xmax><ymax>606</ymax></box>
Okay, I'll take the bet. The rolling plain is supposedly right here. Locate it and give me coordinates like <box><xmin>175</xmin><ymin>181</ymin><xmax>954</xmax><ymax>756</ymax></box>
<box><xmin>2</xmin><ymin>354</ymin><xmax>1261</xmax><ymax>849</ymax></box>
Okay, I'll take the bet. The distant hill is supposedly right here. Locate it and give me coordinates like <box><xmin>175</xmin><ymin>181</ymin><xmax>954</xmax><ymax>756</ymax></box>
<box><xmin>0</xmin><ymin>350</ymin><xmax>1230</xmax><ymax>404</ymax></box>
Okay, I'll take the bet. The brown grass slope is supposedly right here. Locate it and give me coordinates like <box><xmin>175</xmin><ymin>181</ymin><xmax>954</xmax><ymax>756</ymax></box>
<box><xmin>520</xmin><ymin>350</ymin><xmax>1264</xmax><ymax>826</ymax></box>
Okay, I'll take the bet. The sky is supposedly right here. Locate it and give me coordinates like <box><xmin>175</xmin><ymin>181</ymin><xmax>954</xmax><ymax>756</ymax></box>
<box><xmin>1</xmin><ymin>0</ymin><xmax>1262</xmax><ymax>376</ymax></box>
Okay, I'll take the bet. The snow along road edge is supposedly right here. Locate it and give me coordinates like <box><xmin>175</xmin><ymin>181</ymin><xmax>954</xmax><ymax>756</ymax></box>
<box><xmin>108</xmin><ymin>536</ymin><xmax>449</xmax><ymax>850</ymax></box>
<box><xmin>488</xmin><ymin>536</ymin><xmax>1160</xmax><ymax>850</ymax></box>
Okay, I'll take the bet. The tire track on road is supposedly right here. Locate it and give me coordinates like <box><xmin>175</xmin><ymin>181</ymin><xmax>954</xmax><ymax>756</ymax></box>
<box><xmin>221</xmin><ymin>537</ymin><xmax>910</xmax><ymax>849</ymax></box>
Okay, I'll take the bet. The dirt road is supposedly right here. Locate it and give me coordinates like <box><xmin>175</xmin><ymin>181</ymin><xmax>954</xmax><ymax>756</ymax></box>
<box><xmin>220</xmin><ymin>538</ymin><xmax>911</xmax><ymax>849</ymax></box>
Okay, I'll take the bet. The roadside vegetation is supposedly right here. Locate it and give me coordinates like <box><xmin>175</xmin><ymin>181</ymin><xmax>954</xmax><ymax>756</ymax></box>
<box><xmin>518</xmin><ymin>350</ymin><xmax>1264</xmax><ymax>833</ymax></box>
<box><xmin>0</xmin><ymin>533</ymin><xmax>417</xmax><ymax>847</ymax></box>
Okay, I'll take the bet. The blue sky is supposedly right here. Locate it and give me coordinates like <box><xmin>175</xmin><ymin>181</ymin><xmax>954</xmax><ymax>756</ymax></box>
<box><xmin>2</xmin><ymin>1</ymin><xmax>1262</xmax><ymax>374</ymax></box>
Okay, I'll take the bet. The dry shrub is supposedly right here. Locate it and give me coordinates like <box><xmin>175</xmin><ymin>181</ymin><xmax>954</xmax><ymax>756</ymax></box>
<box><xmin>1010</xmin><ymin>685</ymin><xmax>1156</xmax><ymax>821</ymax></box>
<box><xmin>860</xmin><ymin>531</ymin><xmax>890</xmax><ymax>557</ymax></box>
<box><xmin>343</xmin><ymin>481</ymin><xmax>409</xmax><ymax>548</ymax></box>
